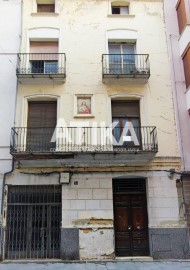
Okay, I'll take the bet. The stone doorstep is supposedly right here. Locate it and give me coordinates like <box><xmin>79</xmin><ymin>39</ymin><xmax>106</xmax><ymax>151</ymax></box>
<box><xmin>115</xmin><ymin>256</ymin><xmax>153</xmax><ymax>261</ymax></box>
<box><xmin>2</xmin><ymin>258</ymin><xmax>190</xmax><ymax>264</ymax></box>
<box><xmin>2</xmin><ymin>257</ymin><xmax>153</xmax><ymax>263</ymax></box>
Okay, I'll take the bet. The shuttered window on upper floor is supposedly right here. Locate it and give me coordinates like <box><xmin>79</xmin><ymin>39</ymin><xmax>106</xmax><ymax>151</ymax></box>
<box><xmin>176</xmin><ymin>0</ymin><xmax>187</xmax><ymax>34</ymax></box>
<box><xmin>183</xmin><ymin>46</ymin><xmax>190</xmax><ymax>89</ymax></box>
<box><xmin>111</xmin><ymin>100</ymin><xmax>140</xmax><ymax>118</ymax></box>
<box><xmin>27</xmin><ymin>101</ymin><xmax>57</xmax><ymax>128</ymax></box>
<box><xmin>30</xmin><ymin>41</ymin><xmax>58</xmax><ymax>60</ymax></box>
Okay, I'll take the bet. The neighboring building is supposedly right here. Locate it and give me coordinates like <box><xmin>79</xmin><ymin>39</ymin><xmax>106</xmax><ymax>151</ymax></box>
<box><xmin>164</xmin><ymin>0</ymin><xmax>190</xmax><ymax>242</ymax></box>
<box><xmin>0</xmin><ymin>0</ymin><xmax>21</xmax><ymax>258</ymax></box>
<box><xmin>1</xmin><ymin>0</ymin><xmax>188</xmax><ymax>260</ymax></box>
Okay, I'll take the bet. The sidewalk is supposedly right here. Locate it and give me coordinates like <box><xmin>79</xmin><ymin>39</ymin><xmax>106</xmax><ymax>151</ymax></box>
<box><xmin>0</xmin><ymin>261</ymin><xmax>190</xmax><ymax>270</ymax></box>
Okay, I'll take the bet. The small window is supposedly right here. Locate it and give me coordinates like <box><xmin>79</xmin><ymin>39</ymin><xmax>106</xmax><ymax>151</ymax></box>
<box><xmin>183</xmin><ymin>47</ymin><xmax>190</xmax><ymax>88</ymax></box>
<box><xmin>112</xmin><ymin>6</ymin><xmax>129</xmax><ymax>15</ymax></box>
<box><xmin>37</xmin><ymin>4</ymin><xmax>55</xmax><ymax>13</ymax></box>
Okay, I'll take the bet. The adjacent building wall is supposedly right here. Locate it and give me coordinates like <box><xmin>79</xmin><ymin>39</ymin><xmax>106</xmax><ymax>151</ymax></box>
<box><xmin>164</xmin><ymin>0</ymin><xmax>190</xmax><ymax>171</ymax></box>
<box><xmin>0</xmin><ymin>0</ymin><xmax>22</xmax><ymax>258</ymax></box>
<box><xmin>0</xmin><ymin>1</ymin><xmax>21</xmax><ymax>217</ymax></box>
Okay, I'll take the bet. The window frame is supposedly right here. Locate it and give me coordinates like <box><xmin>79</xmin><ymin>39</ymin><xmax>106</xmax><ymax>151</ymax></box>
<box><xmin>108</xmin><ymin>42</ymin><xmax>136</xmax><ymax>74</ymax></box>
<box><xmin>110</xmin><ymin>1</ymin><xmax>130</xmax><ymax>15</ymax></box>
<box><xmin>112</xmin><ymin>5</ymin><xmax>129</xmax><ymax>15</ymax></box>
<box><xmin>37</xmin><ymin>4</ymin><xmax>55</xmax><ymax>13</ymax></box>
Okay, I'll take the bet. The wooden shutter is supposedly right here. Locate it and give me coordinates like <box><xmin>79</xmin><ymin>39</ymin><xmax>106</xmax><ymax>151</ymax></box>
<box><xmin>28</xmin><ymin>101</ymin><xmax>57</xmax><ymax>128</ymax></box>
<box><xmin>27</xmin><ymin>101</ymin><xmax>57</xmax><ymax>151</ymax></box>
<box><xmin>183</xmin><ymin>46</ymin><xmax>190</xmax><ymax>88</ymax></box>
<box><xmin>112</xmin><ymin>101</ymin><xmax>140</xmax><ymax>117</ymax></box>
<box><xmin>176</xmin><ymin>0</ymin><xmax>187</xmax><ymax>34</ymax></box>
<box><xmin>30</xmin><ymin>42</ymin><xmax>58</xmax><ymax>60</ymax></box>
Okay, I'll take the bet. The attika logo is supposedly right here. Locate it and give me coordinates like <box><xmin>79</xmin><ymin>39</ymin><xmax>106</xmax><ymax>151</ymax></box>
<box><xmin>50</xmin><ymin>119</ymin><xmax>140</xmax><ymax>146</ymax></box>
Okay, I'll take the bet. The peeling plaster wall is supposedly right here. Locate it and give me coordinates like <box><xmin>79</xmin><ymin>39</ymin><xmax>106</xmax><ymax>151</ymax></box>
<box><xmin>80</xmin><ymin>229</ymin><xmax>114</xmax><ymax>259</ymax></box>
<box><xmin>15</xmin><ymin>0</ymin><xmax>180</xmax><ymax>158</ymax></box>
<box><xmin>7</xmin><ymin>0</ymin><xmax>185</xmax><ymax>259</ymax></box>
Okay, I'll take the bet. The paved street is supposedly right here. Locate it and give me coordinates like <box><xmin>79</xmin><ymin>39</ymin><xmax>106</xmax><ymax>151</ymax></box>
<box><xmin>0</xmin><ymin>261</ymin><xmax>190</xmax><ymax>270</ymax></box>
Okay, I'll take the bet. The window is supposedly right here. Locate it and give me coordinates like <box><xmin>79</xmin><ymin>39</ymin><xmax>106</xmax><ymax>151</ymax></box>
<box><xmin>31</xmin><ymin>61</ymin><xmax>58</xmax><ymax>74</ymax></box>
<box><xmin>30</xmin><ymin>41</ymin><xmax>58</xmax><ymax>74</ymax></box>
<box><xmin>112</xmin><ymin>6</ymin><xmax>129</xmax><ymax>14</ymax></box>
<box><xmin>37</xmin><ymin>4</ymin><xmax>55</xmax><ymax>13</ymax></box>
<box><xmin>108</xmin><ymin>43</ymin><xmax>136</xmax><ymax>74</ymax></box>
<box><xmin>176</xmin><ymin>0</ymin><xmax>187</xmax><ymax>34</ymax></box>
<box><xmin>27</xmin><ymin>101</ymin><xmax>57</xmax><ymax>151</ymax></box>
<box><xmin>111</xmin><ymin>1</ymin><xmax>129</xmax><ymax>15</ymax></box>
<box><xmin>112</xmin><ymin>100</ymin><xmax>141</xmax><ymax>147</ymax></box>
<box><xmin>183</xmin><ymin>46</ymin><xmax>190</xmax><ymax>88</ymax></box>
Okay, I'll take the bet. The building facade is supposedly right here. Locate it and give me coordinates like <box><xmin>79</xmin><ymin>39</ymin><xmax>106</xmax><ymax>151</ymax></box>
<box><xmin>0</xmin><ymin>0</ymin><xmax>21</xmax><ymax>258</ymax></box>
<box><xmin>1</xmin><ymin>0</ymin><xmax>189</xmax><ymax>260</ymax></box>
<box><xmin>164</xmin><ymin>0</ymin><xmax>190</xmax><ymax>244</ymax></box>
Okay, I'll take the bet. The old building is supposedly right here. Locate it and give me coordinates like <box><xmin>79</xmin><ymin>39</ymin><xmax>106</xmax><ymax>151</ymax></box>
<box><xmin>164</xmin><ymin>0</ymin><xmax>190</xmax><ymax>247</ymax></box>
<box><xmin>0</xmin><ymin>0</ymin><xmax>21</xmax><ymax>258</ymax></box>
<box><xmin>1</xmin><ymin>0</ymin><xmax>189</xmax><ymax>260</ymax></box>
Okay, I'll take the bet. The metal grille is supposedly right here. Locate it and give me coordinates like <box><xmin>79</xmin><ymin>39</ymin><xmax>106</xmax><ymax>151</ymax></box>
<box><xmin>10</xmin><ymin>126</ymin><xmax>158</xmax><ymax>153</ymax></box>
<box><xmin>102</xmin><ymin>54</ymin><xmax>150</xmax><ymax>78</ymax></box>
<box><xmin>113</xmin><ymin>178</ymin><xmax>146</xmax><ymax>194</ymax></box>
<box><xmin>6</xmin><ymin>186</ymin><xmax>61</xmax><ymax>259</ymax></box>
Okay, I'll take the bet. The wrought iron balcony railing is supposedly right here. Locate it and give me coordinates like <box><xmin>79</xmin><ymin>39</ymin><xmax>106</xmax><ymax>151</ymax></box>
<box><xmin>102</xmin><ymin>54</ymin><xmax>150</xmax><ymax>79</ymax></box>
<box><xmin>16</xmin><ymin>53</ymin><xmax>66</xmax><ymax>81</ymax></box>
<box><xmin>10</xmin><ymin>126</ymin><xmax>158</xmax><ymax>154</ymax></box>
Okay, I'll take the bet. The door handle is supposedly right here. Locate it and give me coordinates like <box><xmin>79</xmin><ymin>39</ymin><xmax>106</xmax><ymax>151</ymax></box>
<box><xmin>128</xmin><ymin>226</ymin><xmax>132</xmax><ymax>230</ymax></box>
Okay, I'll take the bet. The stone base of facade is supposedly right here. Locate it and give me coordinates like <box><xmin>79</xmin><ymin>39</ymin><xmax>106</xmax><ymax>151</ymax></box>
<box><xmin>149</xmin><ymin>227</ymin><xmax>190</xmax><ymax>259</ymax></box>
<box><xmin>59</xmin><ymin>227</ymin><xmax>190</xmax><ymax>260</ymax></box>
<box><xmin>61</xmin><ymin>228</ymin><xmax>80</xmax><ymax>260</ymax></box>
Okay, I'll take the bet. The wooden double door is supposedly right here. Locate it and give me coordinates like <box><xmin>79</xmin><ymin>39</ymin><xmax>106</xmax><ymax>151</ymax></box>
<box><xmin>113</xmin><ymin>179</ymin><xmax>149</xmax><ymax>256</ymax></box>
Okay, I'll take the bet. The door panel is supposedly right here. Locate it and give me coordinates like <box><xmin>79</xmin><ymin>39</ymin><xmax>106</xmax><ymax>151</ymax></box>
<box><xmin>114</xmin><ymin>207</ymin><xmax>129</xmax><ymax>231</ymax></box>
<box><xmin>113</xmin><ymin>180</ymin><xmax>149</xmax><ymax>257</ymax></box>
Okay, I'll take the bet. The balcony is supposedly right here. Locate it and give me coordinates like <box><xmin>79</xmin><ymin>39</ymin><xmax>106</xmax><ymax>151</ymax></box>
<box><xmin>16</xmin><ymin>53</ymin><xmax>66</xmax><ymax>84</ymax></box>
<box><xmin>10</xmin><ymin>126</ymin><xmax>158</xmax><ymax>167</ymax></box>
<box><xmin>102</xmin><ymin>54</ymin><xmax>150</xmax><ymax>84</ymax></box>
